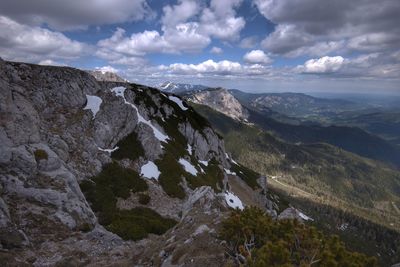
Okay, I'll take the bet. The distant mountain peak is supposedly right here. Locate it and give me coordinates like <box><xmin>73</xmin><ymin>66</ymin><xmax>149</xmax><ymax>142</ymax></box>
<box><xmin>185</xmin><ymin>87</ymin><xmax>249</xmax><ymax>122</ymax></box>
<box><xmin>87</xmin><ymin>69</ymin><xmax>127</xmax><ymax>82</ymax></box>
<box><xmin>158</xmin><ymin>81</ymin><xmax>208</xmax><ymax>94</ymax></box>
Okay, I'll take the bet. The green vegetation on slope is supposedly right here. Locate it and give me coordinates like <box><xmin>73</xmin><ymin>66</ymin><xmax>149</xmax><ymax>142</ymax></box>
<box><xmin>80</xmin><ymin>162</ymin><xmax>176</xmax><ymax>240</ymax></box>
<box><xmin>267</xmin><ymin>186</ymin><xmax>400</xmax><ymax>266</ymax></box>
<box><xmin>111</xmin><ymin>131</ymin><xmax>145</xmax><ymax>160</ymax></box>
<box><xmin>220</xmin><ymin>207</ymin><xmax>377</xmax><ymax>266</ymax></box>
<box><xmin>231</xmin><ymin>162</ymin><xmax>261</xmax><ymax>190</ymax></box>
<box><xmin>130</xmin><ymin>88</ymin><xmax>225</xmax><ymax>198</ymax></box>
<box><xmin>34</xmin><ymin>149</ymin><xmax>48</xmax><ymax>161</ymax></box>
<box><xmin>192</xmin><ymin>103</ymin><xmax>400</xmax><ymax>231</ymax></box>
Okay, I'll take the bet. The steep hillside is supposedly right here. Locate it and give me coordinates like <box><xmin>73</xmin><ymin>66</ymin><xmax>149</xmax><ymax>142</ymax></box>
<box><xmin>158</xmin><ymin>81</ymin><xmax>208</xmax><ymax>94</ymax></box>
<box><xmin>184</xmin><ymin>87</ymin><xmax>249</xmax><ymax>121</ymax></box>
<box><xmin>185</xmin><ymin>88</ymin><xmax>400</xmax><ymax>168</ymax></box>
<box><xmin>0</xmin><ymin>60</ymin><xmax>270</xmax><ymax>266</ymax></box>
<box><xmin>192</xmin><ymin>103</ymin><xmax>400</xmax><ymax>232</ymax></box>
<box><xmin>230</xmin><ymin>90</ymin><xmax>364</xmax><ymax>119</ymax></box>
<box><xmin>331</xmin><ymin>111</ymin><xmax>400</xmax><ymax>146</ymax></box>
<box><xmin>248</xmin><ymin>109</ymin><xmax>400</xmax><ymax>168</ymax></box>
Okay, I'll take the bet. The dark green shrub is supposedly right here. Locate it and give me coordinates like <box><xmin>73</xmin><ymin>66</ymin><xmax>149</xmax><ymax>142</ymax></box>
<box><xmin>111</xmin><ymin>131</ymin><xmax>144</xmax><ymax>161</ymax></box>
<box><xmin>231</xmin><ymin>163</ymin><xmax>260</xmax><ymax>189</ymax></box>
<box><xmin>80</xmin><ymin>162</ymin><xmax>176</xmax><ymax>240</ymax></box>
<box><xmin>138</xmin><ymin>193</ymin><xmax>151</xmax><ymax>205</ymax></box>
<box><xmin>34</xmin><ymin>149</ymin><xmax>48</xmax><ymax>161</ymax></box>
<box><xmin>220</xmin><ymin>207</ymin><xmax>377</xmax><ymax>267</ymax></box>
<box><xmin>187</xmin><ymin>158</ymin><xmax>224</xmax><ymax>191</ymax></box>
<box><xmin>106</xmin><ymin>208</ymin><xmax>176</xmax><ymax>240</ymax></box>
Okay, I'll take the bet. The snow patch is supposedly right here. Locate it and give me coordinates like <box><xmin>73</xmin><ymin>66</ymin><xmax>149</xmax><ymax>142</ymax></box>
<box><xmin>140</xmin><ymin>161</ymin><xmax>161</xmax><ymax>180</ymax></box>
<box><xmin>193</xmin><ymin>225</ymin><xmax>212</xmax><ymax>236</ymax></box>
<box><xmin>168</xmin><ymin>95</ymin><xmax>188</xmax><ymax>111</ymax></box>
<box><xmin>98</xmin><ymin>146</ymin><xmax>119</xmax><ymax>153</ymax></box>
<box><xmin>224</xmin><ymin>191</ymin><xmax>244</xmax><ymax>210</ymax></box>
<box><xmin>111</xmin><ymin>86</ymin><xmax>169</xmax><ymax>143</ymax></box>
<box><xmin>179</xmin><ymin>158</ymin><xmax>198</xmax><ymax>176</ymax></box>
<box><xmin>224</xmin><ymin>168</ymin><xmax>237</xmax><ymax>175</ymax></box>
<box><xmin>199</xmin><ymin>160</ymin><xmax>209</xmax><ymax>166</ymax></box>
<box><xmin>83</xmin><ymin>95</ymin><xmax>102</xmax><ymax>118</ymax></box>
<box><xmin>187</xmin><ymin>144</ymin><xmax>193</xmax><ymax>155</ymax></box>
<box><xmin>338</xmin><ymin>223</ymin><xmax>349</xmax><ymax>231</ymax></box>
<box><xmin>298</xmin><ymin>211</ymin><xmax>314</xmax><ymax>221</ymax></box>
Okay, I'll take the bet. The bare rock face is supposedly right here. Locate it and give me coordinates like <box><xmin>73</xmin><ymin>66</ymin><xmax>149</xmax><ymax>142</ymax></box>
<box><xmin>0</xmin><ymin>61</ymin><xmax>264</xmax><ymax>266</ymax></box>
<box><xmin>186</xmin><ymin>88</ymin><xmax>249</xmax><ymax>121</ymax></box>
<box><xmin>179</xmin><ymin>122</ymin><xmax>229</xmax><ymax>168</ymax></box>
<box><xmin>0</xmin><ymin>60</ymin><xmax>270</xmax><ymax>266</ymax></box>
<box><xmin>87</xmin><ymin>70</ymin><xmax>126</xmax><ymax>82</ymax></box>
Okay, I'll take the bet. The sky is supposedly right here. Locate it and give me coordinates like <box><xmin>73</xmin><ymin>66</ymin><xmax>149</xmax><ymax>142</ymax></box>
<box><xmin>0</xmin><ymin>0</ymin><xmax>399</xmax><ymax>94</ymax></box>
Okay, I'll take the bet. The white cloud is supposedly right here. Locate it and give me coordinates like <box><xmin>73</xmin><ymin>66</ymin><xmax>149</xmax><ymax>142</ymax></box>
<box><xmin>199</xmin><ymin>0</ymin><xmax>245</xmax><ymax>41</ymax></box>
<box><xmin>347</xmin><ymin>32</ymin><xmax>400</xmax><ymax>52</ymax></box>
<box><xmin>0</xmin><ymin>0</ymin><xmax>154</xmax><ymax>31</ymax></box>
<box><xmin>38</xmin><ymin>59</ymin><xmax>66</xmax><ymax>66</ymax></box>
<box><xmin>254</xmin><ymin>0</ymin><xmax>400</xmax><ymax>57</ymax></box>
<box><xmin>239</xmin><ymin>36</ymin><xmax>258</xmax><ymax>48</ymax></box>
<box><xmin>95</xmin><ymin>66</ymin><xmax>119</xmax><ymax>73</ymax></box>
<box><xmin>156</xmin><ymin>59</ymin><xmax>281</xmax><ymax>79</ymax></box>
<box><xmin>298</xmin><ymin>56</ymin><xmax>345</xmax><ymax>73</ymax></box>
<box><xmin>97</xmin><ymin>23</ymin><xmax>210</xmax><ymax>60</ymax></box>
<box><xmin>261</xmin><ymin>24</ymin><xmax>312</xmax><ymax>56</ymax></box>
<box><xmin>162</xmin><ymin>0</ymin><xmax>200</xmax><ymax>27</ymax></box>
<box><xmin>96</xmin><ymin>0</ymin><xmax>246</xmax><ymax>62</ymax></box>
<box><xmin>162</xmin><ymin>59</ymin><xmax>242</xmax><ymax>75</ymax></box>
<box><xmin>210</xmin><ymin>46</ymin><xmax>223</xmax><ymax>54</ymax></box>
<box><xmin>243</xmin><ymin>50</ymin><xmax>272</xmax><ymax>64</ymax></box>
<box><xmin>0</xmin><ymin>16</ymin><xmax>88</xmax><ymax>62</ymax></box>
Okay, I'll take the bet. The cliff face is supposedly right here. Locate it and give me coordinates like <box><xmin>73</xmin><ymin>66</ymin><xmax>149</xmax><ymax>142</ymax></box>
<box><xmin>185</xmin><ymin>88</ymin><xmax>249</xmax><ymax>122</ymax></box>
<box><xmin>86</xmin><ymin>70</ymin><xmax>127</xmax><ymax>82</ymax></box>
<box><xmin>0</xmin><ymin>59</ymin><xmax>269</xmax><ymax>266</ymax></box>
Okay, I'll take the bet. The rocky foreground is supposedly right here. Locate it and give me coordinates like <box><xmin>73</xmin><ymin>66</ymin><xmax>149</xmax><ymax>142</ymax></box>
<box><xmin>0</xmin><ymin>59</ymin><xmax>287</xmax><ymax>266</ymax></box>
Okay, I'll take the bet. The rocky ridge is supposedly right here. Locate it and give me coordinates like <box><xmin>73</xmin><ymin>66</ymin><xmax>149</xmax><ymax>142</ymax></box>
<box><xmin>0</xmin><ymin>59</ymin><xmax>278</xmax><ymax>266</ymax></box>
<box><xmin>184</xmin><ymin>88</ymin><xmax>249</xmax><ymax>122</ymax></box>
<box><xmin>87</xmin><ymin>70</ymin><xmax>127</xmax><ymax>83</ymax></box>
<box><xmin>159</xmin><ymin>81</ymin><xmax>208</xmax><ymax>94</ymax></box>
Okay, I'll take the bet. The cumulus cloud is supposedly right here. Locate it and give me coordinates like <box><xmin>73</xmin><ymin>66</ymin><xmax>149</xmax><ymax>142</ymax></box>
<box><xmin>261</xmin><ymin>24</ymin><xmax>312</xmax><ymax>56</ymax></box>
<box><xmin>97</xmin><ymin>24</ymin><xmax>210</xmax><ymax>60</ymax></box>
<box><xmin>243</xmin><ymin>50</ymin><xmax>272</xmax><ymax>64</ymax></box>
<box><xmin>210</xmin><ymin>46</ymin><xmax>223</xmax><ymax>54</ymax></box>
<box><xmin>38</xmin><ymin>59</ymin><xmax>66</xmax><ymax>66</ymax></box>
<box><xmin>157</xmin><ymin>59</ymin><xmax>280</xmax><ymax>79</ymax></box>
<box><xmin>0</xmin><ymin>0</ymin><xmax>153</xmax><ymax>30</ymax></box>
<box><xmin>96</xmin><ymin>0</ymin><xmax>246</xmax><ymax>63</ymax></box>
<box><xmin>239</xmin><ymin>36</ymin><xmax>258</xmax><ymax>49</ymax></box>
<box><xmin>161</xmin><ymin>59</ymin><xmax>242</xmax><ymax>75</ymax></box>
<box><xmin>298</xmin><ymin>56</ymin><xmax>345</xmax><ymax>74</ymax></box>
<box><xmin>162</xmin><ymin>0</ymin><xmax>200</xmax><ymax>27</ymax></box>
<box><xmin>255</xmin><ymin>0</ymin><xmax>400</xmax><ymax>56</ymax></box>
<box><xmin>199</xmin><ymin>0</ymin><xmax>245</xmax><ymax>40</ymax></box>
<box><xmin>95</xmin><ymin>66</ymin><xmax>119</xmax><ymax>73</ymax></box>
<box><xmin>347</xmin><ymin>32</ymin><xmax>400</xmax><ymax>52</ymax></box>
<box><xmin>0</xmin><ymin>16</ymin><xmax>88</xmax><ymax>62</ymax></box>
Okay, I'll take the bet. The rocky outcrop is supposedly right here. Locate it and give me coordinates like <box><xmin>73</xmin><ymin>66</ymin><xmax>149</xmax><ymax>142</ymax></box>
<box><xmin>186</xmin><ymin>88</ymin><xmax>249</xmax><ymax>121</ymax></box>
<box><xmin>159</xmin><ymin>81</ymin><xmax>207</xmax><ymax>94</ymax></box>
<box><xmin>87</xmin><ymin>70</ymin><xmax>126</xmax><ymax>82</ymax></box>
<box><xmin>0</xmin><ymin>60</ymin><xmax>272</xmax><ymax>265</ymax></box>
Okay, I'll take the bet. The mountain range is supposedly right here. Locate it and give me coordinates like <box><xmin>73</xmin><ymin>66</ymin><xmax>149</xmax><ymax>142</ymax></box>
<box><xmin>1</xmin><ymin>62</ymin><xmax>399</xmax><ymax>266</ymax></box>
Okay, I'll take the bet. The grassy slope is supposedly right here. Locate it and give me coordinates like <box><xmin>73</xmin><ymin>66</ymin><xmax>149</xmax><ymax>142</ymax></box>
<box><xmin>246</xmin><ymin>108</ymin><xmax>400</xmax><ymax>168</ymax></box>
<box><xmin>192</xmin><ymin>103</ymin><xmax>400</xmax><ymax>232</ymax></box>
